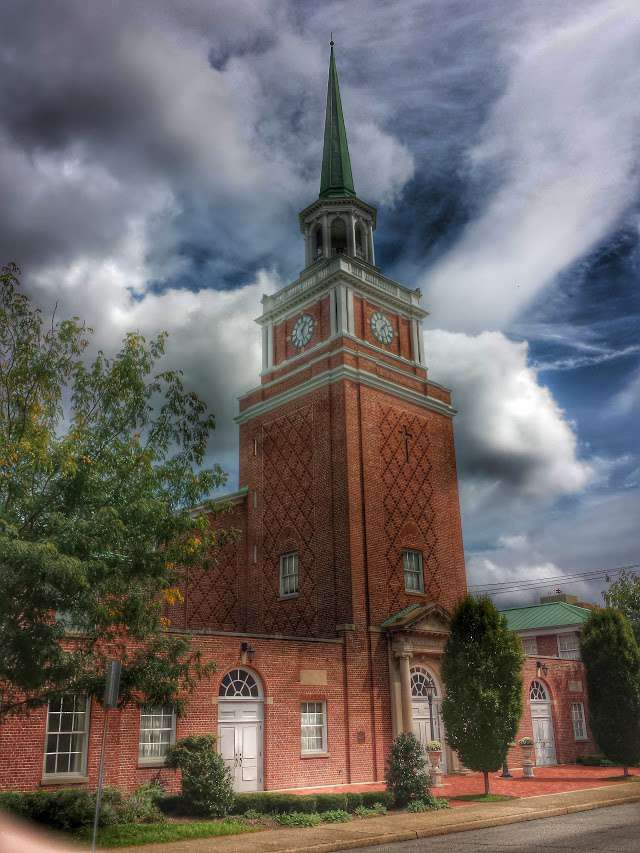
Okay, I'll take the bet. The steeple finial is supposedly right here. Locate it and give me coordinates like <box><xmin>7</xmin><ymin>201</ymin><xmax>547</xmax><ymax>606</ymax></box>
<box><xmin>319</xmin><ymin>40</ymin><xmax>355</xmax><ymax>199</ymax></box>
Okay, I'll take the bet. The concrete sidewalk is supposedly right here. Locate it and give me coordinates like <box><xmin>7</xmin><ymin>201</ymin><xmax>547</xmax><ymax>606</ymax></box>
<box><xmin>116</xmin><ymin>779</ymin><xmax>640</xmax><ymax>853</ymax></box>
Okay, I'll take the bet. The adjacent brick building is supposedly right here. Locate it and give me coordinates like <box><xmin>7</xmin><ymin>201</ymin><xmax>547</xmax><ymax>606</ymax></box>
<box><xmin>501</xmin><ymin>595</ymin><xmax>597</xmax><ymax>768</ymax></box>
<box><xmin>0</xmin><ymin>45</ymin><xmax>599</xmax><ymax>796</ymax></box>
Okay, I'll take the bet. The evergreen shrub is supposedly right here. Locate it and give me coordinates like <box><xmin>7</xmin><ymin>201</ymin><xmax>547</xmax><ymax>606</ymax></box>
<box><xmin>385</xmin><ymin>732</ymin><xmax>431</xmax><ymax>807</ymax></box>
<box><xmin>165</xmin><ymin>735</ymin><xmax>235</xmax><ymax>817</ymax></box>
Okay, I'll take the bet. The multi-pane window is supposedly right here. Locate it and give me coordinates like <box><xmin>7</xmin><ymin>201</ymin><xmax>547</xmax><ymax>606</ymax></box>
<box><xmin>571</xmin><ymin>702</ymin><xmax>587</xmax><ymax>740</ymax></box>
<box><xmin>280</xmin><ymin>552</ymin><xmax>299</xmax><ymax>597</ymax></box>
<box><xmin>403</xmin><ymin>550</ymin><xmax>424</xmax><ymax>593</ymax></box>
<box><xmin>522</xmin><ymin>637</ymin><xmax>538</xmax><ymax>656</ymax></box>
<box><xmin>44</xmin><ymin>694</ymin><xmax>90</xmax><ymax>777</ymax></box>
<box><xmin>139</xmin><ymin>706</ymin><xmax>176</xmax><ymax>764</ymax></box>
<box><xmin>558</xmin><ymin>633</ymin><xmax>581</xmax><ymax>660</ymax></box>
<box><xmin>301</xmin><ymin>701</ymin><xmax>327</xmax><ymax>754</ymax></box>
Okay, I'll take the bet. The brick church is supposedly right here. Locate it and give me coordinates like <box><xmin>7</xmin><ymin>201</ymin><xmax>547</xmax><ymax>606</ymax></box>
<box><xmin>0</xmin><ymin>45</ymin><xmax>595</xmax><ymax>795</ymax></box>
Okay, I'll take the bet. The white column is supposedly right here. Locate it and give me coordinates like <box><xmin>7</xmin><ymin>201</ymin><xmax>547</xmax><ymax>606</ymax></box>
<box><xmin>411</xmin><ymin>319</ymin><xmax>420</xmax><ymax>365</ymax></box>
<box><xmin>348</xmin><ymin>213</ymin><xmax>356</xmax><ymax>257</ymax></box>
<box><xmin>398</xmin><ymin>652</ymin><xmax>413</xmax><ymax>734</ymax></box>
<box><xmin>335</xmin><ymin>284</ymin><xmax>346</xmax><ymax>334</ymax></box>
<box><xmin>330</xmin><ymin>287</ymin><xmax>338</xmax><ymax>335</ymax></box>
<box><xmin>322</xmin><ymin>214</ymin><xmax>330</xmax><ymax>258</ymax></box>
<box><xmin>304</xmin><ymin>225</ymin><xmax>311</xmax><ymax>267</ymax></box>
<box><xmin>266</xmin><ymin>323</ymin><xmax>274</xmax><ymax>369</ymax></box>
<box><xmin>368</xmin><ymin>222</ymin><xmax>376</xmax><ymax>266</ymax></box>
<box><xmin>261</xmin><ymin>325</ymin><xmax>269</xmax><ymax>371</ymax></box>
<box><xmin>417</xmin><ymin>322</ymin><xmax>425</xmax><ymax>366</ymax></box>
<box><xmin>346</xmin><ymin>287</ymin><xmax>355</xmax><ymax>334</ymax></box>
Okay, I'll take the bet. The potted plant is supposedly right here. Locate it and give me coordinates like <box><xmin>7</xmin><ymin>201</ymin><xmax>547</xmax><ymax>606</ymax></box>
<box><xmin>425</xmin><ymin>740</ymin><xmax>443</xmax><ymax>768</ymax></box>
<box><xmin>519</xmin><ymin>737</ymin><xmax>534</xmax><ymax>778</ymax></box>
<box><xmin>425</xmin><ymin>739</ymin><xmax>444</xmax><ymax>786</ymax></box>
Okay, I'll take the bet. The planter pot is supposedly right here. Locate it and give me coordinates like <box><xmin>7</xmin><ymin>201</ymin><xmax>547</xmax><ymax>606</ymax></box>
<box><xmin>521</xmin><ymin>746</ymin><xmax>534</xmax><ymax>778</ymax></box>
<box><xmin>428</xmin><ymin>749</ymin><xmax>442</xmax><ymax>770</ymax></box>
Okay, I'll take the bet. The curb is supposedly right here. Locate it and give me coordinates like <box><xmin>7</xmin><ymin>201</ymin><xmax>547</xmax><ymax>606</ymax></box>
<box><xmin>259</xmin><ymin>792</ymin><xmax>640</xmax><ymax>853</ymax></box>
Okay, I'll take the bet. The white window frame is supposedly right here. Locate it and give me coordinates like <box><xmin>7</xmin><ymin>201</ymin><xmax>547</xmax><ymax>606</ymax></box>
<box><xmin>571</xmin><ymin>701</ymin><xmax>587</xmax><ymax>741</ymax></box>
<box><xmin>403</xmin><ymin>550</ymin><xmax>424</xmax><ymax>593</ymax></box>
<box><xmin>558</xmin><ymin>632</ymin><xmax>581</xmax><ymax>660</ymax></box>
<box><xmin>43</xmin><ymin>694</ymin><xmax>90</xmax><ymax>780</ymax></box>
<box><xmin>138</xmin><ymin>705</ymin><xmax>176</xmax><ymax>765</ymax></box>
<box><xmin>280</xmin><ymin>552</ymin><xmax>299</xmax><ymax>598</ymax></box>
<box><xmin>522</xmin><ymin>637</ymin><xmax>538</xmax><ymax>656</ymax></box>
<box><xmin>301</xmin><ymin>701</ymin><xmax>328</xmax><ymax>755</ymax></box>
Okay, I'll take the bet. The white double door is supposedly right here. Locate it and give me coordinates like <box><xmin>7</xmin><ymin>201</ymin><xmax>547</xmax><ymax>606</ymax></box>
<box><xmin>531</xmin><ymin>703</ymin><xmax>556</xmax><ymax>766</ymax></box>
<box><xmin>218</xmin><ymin>701</ymin><xmax>263</xmax><ymax>792</ymax></box>
<box><xmin>412</xmin><ymin>699</ymin><xmax>447</xmax><ymax>773</ymax></box>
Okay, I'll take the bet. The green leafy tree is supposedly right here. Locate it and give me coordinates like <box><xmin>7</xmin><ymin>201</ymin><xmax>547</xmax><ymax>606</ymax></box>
<box><xmin>165</xmin><ymin>735</ymin><xmax>235</xmax><ymax>816</ymax></box>
<box><xmin>605</xmin><ymin>570</ymin><xmax>640</xmax><ymax>644</ymax></box>
<box><xmin>384</xmin><ymin>732</ymin><xmax>431</xmax><ymax>807</ymax></box>
<box><xmin>441</xmin><ymin>595</ymin><xmax>524</xmax><ymax>794</ymax></box>
<box><xmin>0</xmin><ymin>263</ymin><xmax>233</xmax><ymax>717</ymax></box>
<box><xmin>581</xmin><ymin>608</ymin><xmax>640</xmax><ymax>776</ymax></box>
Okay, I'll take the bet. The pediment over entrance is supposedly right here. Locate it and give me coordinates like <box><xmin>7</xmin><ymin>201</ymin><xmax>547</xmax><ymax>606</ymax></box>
<box><xmin>381</xmin><ymin>601</ymin><xmax>451</xmax><ymax>637</ymax></box>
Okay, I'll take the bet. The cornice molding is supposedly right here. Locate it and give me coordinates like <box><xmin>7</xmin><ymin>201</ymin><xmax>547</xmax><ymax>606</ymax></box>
<box><xmin>258</xmin><ymin>256</ymin><xmax>427</xmax><ymax>326</ymax></box>
<box><xmin>236</xmin><ymin>362</ymin><xmax>456</xmax><ymax>424</ymax></box>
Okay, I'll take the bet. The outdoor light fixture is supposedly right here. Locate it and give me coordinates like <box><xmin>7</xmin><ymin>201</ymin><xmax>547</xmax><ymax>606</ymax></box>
<box><xmin>536</xmin><ymin>660</ymin><xmax>548</xmax><ymax>678</ymax></box>
<box><xmin>424</xmin><ymin>681</ymin><xmax>436</xmax><ymax>741</ymax></box>
<box><xmin>240</xmin><ymin>641</ymin><xmax>256</xmax><ymax>663</ymax></box>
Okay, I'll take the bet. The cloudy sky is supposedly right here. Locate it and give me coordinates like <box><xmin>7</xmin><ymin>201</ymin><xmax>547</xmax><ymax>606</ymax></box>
<box><xmin>1</xmin><ymin>0</ymin><xmax>638</xmax><ymax>606</ymax></box>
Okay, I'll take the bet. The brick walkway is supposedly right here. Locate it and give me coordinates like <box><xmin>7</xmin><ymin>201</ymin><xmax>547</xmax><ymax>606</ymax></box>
<box><xmin>278</xmin><ymin>764</ymin><xmax>640</xmax><ymax>802</ymax></box>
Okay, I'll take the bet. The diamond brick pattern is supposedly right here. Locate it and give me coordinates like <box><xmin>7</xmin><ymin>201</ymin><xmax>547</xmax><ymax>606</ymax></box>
<box><xmin>186</xmin><ymin>533</ymin><xmax>242</xmax><ymax>631</ymax></box>
<box><xmin>379</xmin><ymin>407</ymin><xmax>441</xmax><ymax>611</ymax></box>
<box><xmin>261</xmin><ymin>406</ymin><xmax>316</xmax><ymax>635</ymax></box>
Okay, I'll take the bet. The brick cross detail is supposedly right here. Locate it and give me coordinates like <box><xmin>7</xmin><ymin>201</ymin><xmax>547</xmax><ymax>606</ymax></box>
<box><xmin>401</xmin><ymin>424</ymin><xmax>413</xmax><ymax>463</ymax></box>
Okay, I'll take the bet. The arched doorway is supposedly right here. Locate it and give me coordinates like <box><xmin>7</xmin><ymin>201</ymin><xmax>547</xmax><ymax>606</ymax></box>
<box><xmin>217</xmin><ymin>668</ymin><xmax>264</xmax><ymax>791</ymax></box>
<box><xmin>410</xmin><ymin>666</ymin><xmax>447</xmax><ymax>772</ymax></box>
<box><xmin>529</xmin><ymin>680</ymin><xmax>556</xmax><ymax>766</ymax></box>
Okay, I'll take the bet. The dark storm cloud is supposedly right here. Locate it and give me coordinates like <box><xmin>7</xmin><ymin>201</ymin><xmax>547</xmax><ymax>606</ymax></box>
<box><xmin>0</xmin><ymin>0</ymin><xmax>638</xmax><ymax>604</ymax></box>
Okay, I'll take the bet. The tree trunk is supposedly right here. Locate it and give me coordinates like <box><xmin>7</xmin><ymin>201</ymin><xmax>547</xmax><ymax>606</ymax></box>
<box><xmin>483</xmin><ymin>770</ymin><xmax>490</xmax><ymax>795</ymax></box>
<box><xmin>624</xmin><ymin>765</ymin><xmax>629</xmax><ymax>777</ymax></box>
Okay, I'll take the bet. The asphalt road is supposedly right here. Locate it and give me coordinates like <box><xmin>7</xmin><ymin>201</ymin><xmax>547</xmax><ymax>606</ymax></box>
<box><xmin>348</xmin><ymin>802</ymin><xmax>640</xmax><ymax>852</ymax></box>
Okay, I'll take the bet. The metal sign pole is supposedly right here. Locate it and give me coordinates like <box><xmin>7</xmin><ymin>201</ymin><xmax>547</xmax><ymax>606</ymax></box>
<box><xmin>90</xmin><ymin>661</ymin><xmax>121</xmax><ymax>853</ymax></box>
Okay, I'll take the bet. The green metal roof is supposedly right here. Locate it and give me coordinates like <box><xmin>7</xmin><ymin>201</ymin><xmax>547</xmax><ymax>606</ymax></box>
<box><xmin>380</xmin><ymin>603</ymin><xmax>423</xmax><ymax>629</ymax></box>
<box><xmin>500</xmin><ymin>601</ymin><xmax>592</xmax><ymax>632</ymax></box>
<box><xmin>319</xmin><ymin>42</ymin><xmax>355</xmax><ymax>199</ymax></box>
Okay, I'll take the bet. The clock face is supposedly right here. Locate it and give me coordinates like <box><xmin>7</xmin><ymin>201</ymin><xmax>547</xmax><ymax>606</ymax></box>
<box><xmin>370</xmin><ymin>311</ymin><xmax>394</xmax><ymax>345</ymax></box>
<box><xmin>291</xmin><ymin>313</ymin><xmax>315</xmax><ymax>349</ymax></box>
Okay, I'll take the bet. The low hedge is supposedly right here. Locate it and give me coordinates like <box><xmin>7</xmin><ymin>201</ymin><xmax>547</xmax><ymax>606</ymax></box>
<box><xmin>228</xmin><ymin>790</ymin><xmax>392</xmax><ymax>816</ymax></box>
<box><xmin>0</xmin><ymin>783</ymin><xmax>163</xmax><ymax>830</ymax></box>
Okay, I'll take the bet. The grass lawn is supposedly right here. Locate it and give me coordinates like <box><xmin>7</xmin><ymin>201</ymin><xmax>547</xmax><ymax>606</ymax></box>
<box><xmin>79</xmin><ymin>819</ymin><xmax>259</xmax><ymax>848</ymax></box>
<box><xmin>451</xmin><ymin>793</ymin><xmax>517</xmax><ymax>803</ymax></box>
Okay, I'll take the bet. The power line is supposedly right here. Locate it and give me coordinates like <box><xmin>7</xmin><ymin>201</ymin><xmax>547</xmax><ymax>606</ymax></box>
<box><xmin>468</xmin><ymin>563</ymin><xmax>639</xmax><ymax>596</ymax></box>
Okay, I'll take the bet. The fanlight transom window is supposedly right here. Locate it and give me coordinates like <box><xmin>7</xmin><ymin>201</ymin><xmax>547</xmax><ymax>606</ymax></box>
<box><xmin>411</xmin><ymin>668</ymin><xmax>437</xmax><ymax>698</ymax></box>
<box><xmin>529</xmin><ymin>680</ymin><xmax>548</xmax><ymax>701</ymax></box>
<box><xmin>219</xmin><ymin>669</ymin><xmax>261</xmax><ymax>699</ymax></box>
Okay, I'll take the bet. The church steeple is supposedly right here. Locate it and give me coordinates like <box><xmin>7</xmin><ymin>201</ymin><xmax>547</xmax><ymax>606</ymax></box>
<box><xmin>319</xmin><ymin>41</ymin><xmax>355</xmax><ymax>199</ymax></box>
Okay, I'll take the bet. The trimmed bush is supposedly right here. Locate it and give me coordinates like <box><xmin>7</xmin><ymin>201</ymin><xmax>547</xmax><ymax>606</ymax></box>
<box><xmin>228</xmin><ymin>790</ymin><xmax>391</xmax><ymax>817</ymax></box>
<box><xmin>315</xmin><ymin>793</ymin><xmax>348</xmax><ymax>811</ymax></box>
<box><xmin>345</xmin><ymin>792</ymin><xmax>363</xmax><ymax>811</ymax></box>
<box><xmin>165</xmin><ymin>735</ymin><xmax>235</xmax><ymax>818</ymax></box>
<box><xmin>231</xmin><ymin>793</ymin><xmax>315</xmax><ymax>815</ymax></box>
<box><xmin>385</xmin><ymin>732</ymin><xmax>431</xmax><ymax>807</ymax></box>
<box><xmin>361</xmin><ymin>791</ymin><xmax>393</xmax><ymax>809</ymax></box>
<box><xmin>0</xmin><ymin>787</ymin><xmax>123</xmax><ymax>830</ymax></box>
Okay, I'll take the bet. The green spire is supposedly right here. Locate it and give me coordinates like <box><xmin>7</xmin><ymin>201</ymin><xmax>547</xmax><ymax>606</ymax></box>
<box><xmin>319</xmin><ymin>41</ymin><xmax>356</xmax><ymax>199</ymax></box>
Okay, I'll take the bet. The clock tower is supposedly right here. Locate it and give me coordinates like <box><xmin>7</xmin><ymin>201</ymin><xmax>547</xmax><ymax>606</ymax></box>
<box><xmin>236</xmin><ymin>41</ymin><xmax>467</xmax><ymax>777</ymax></box>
